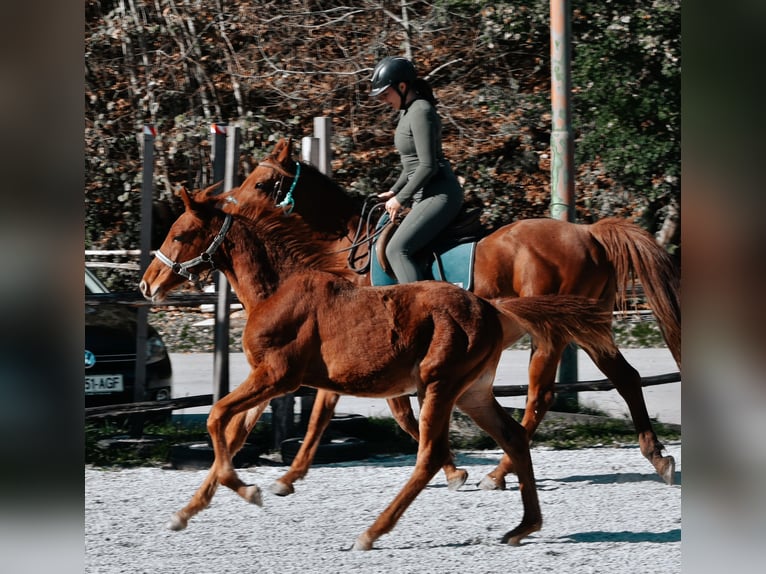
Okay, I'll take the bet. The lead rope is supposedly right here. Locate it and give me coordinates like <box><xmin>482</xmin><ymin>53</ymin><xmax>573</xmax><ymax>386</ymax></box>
<box><xmin>277</xmin><ymin>162</ymin><xmax>301</xmax><ymax>214</ymax></box>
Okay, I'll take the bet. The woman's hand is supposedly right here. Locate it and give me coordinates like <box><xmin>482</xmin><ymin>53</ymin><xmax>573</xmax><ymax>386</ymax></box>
<box><xmin>377</xmin><ymin>190</ymin><xmax>401</xmax><ymax>220</ymax></box>
<box><xmin>384</xmin><ymin>196</ymin><xmax>402</xmax><ymax>220</ymax></box>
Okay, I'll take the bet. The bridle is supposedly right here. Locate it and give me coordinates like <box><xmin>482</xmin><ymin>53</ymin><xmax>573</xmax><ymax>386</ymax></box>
<box><xmin>154</xmin><ymin>214</ymin><xmax>233</xmax><ymax>287</ymax></box>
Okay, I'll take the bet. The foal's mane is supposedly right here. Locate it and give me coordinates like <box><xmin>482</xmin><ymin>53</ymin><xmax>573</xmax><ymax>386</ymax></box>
<box><xmin>223</xmin><ymin>193</ymin><xmax>354</xmax><ymax>279</ymax></box>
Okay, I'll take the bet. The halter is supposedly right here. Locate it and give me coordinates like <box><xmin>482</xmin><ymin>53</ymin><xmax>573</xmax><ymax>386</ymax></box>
<box><xmin>257</xmin><ymin>159</ymin><xmax>301</xmax><ymax>214</ymax></box>
<box><xmin>154</xmin><ymin>214</ymin><xmax>233</xmax><ymax>285</ymax></box>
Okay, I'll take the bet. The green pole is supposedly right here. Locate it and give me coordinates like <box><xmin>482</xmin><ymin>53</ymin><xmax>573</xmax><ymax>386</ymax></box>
<box><xmin>549</xmin><ymin>0</ymin><xmax>578</xmax><ymax>411</ymax></box>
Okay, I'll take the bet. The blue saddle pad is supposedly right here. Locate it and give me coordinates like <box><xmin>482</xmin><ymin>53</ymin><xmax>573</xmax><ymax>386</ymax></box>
<box><xmin>370</xmin><ymin>241</ymin><xmax>476</xmax><ymax>290</ymax></box>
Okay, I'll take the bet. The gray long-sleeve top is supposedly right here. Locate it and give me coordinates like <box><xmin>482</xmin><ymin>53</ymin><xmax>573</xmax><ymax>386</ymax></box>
<box><xmin>389</xmin><ymin>98</ymin><xmax>446</xmax><ymax>205</ymax></box>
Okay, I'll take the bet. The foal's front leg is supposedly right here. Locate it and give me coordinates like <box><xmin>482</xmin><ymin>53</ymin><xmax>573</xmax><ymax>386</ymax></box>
<box><xmin>169</xmin><ymin>368</ymin><xmax>290</xmax><ymax>530</ymax></box>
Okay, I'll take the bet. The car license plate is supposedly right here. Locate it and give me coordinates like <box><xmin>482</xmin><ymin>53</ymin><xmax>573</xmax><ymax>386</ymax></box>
<box><xmin>85</xmin><ymin>374</ymin><xmax>124</xmax><ymax>394</ymax></box>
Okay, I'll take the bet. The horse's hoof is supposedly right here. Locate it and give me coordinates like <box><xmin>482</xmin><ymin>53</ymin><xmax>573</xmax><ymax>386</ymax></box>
<box><xmin>268</xmin><ymin>480</ymin><xmax>294</xmax><ymax>497</ymax></box>
<box><xmin>501</xmin><ymin>520</ymin><xmax>542</xmax><ymax>546</ymax></box>
<box><xmin>478</xmin><ymin>474</ymin><xmax>506</xmax><ymax>491</ymax></box>
<box><xmin>659</xmin><ymin>455</ymin><xmax>676</xmax><ymax>485</ymax></box>
<box><xmin>447</xmin><ymin>470</ymin><xmax>468</xmax><ymax>491</ymax></box>
<box><xmin>167</xmin><ymin>512</ymin><xmax>188</xmax><ymax>531</ymax></box>
<box><xmin>244</xmin><ymin>484</ymin><xmax>263</xmax><ymax>506</ymax></box>
<box><xmin>352</xmin><ymin>534</ymin><xmax>373</xmax><ymax>551</ymax></box>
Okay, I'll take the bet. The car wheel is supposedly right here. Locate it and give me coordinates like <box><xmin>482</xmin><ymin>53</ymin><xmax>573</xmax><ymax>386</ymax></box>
<box><xmin>280</xmin><ymin>436</ymin><xmax>369</xmax><ymax>465</ymax></box>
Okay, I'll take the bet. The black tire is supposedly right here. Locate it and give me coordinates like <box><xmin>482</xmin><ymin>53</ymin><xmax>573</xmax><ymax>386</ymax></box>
<box><xmin>280</xmin><ymin>436</ymin><xmax>369</xmax><ymax>465</ymax></box>
<box><xmin>169</xmin><ymin>441</ymin><xmax>262</xmax><ymax>470</ymax></box>
<box><xmin>327</xmin><ymin>413</ymin><xmax>369</xmax><ymax>436</ymax></box>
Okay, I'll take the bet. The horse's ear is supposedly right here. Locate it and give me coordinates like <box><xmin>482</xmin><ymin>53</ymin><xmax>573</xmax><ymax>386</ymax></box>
<box><xmin>275</xmin><ymin>137</ymin><xmax>293</xmax><ymax>165</ymax></box>
<box><xmin>199</xmin><ymin>180</ymin><xmax>225</xmax><ymax>199</ymax></box>
<box><xmin>178</xmin><ymin>186</ymin><xmax>194</xmax><ymax>210</ymax></box>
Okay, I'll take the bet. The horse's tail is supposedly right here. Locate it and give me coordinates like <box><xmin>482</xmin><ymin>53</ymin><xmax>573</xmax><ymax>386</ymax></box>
<box><xmin>491</xmin><ymin>295</ymin><xmax>616</xmax><ymax>357</ymax></box>
<box><xmin>589</xmin><ymin>217</ymin><xmax>681</xmax><ymax>368</ymax></box>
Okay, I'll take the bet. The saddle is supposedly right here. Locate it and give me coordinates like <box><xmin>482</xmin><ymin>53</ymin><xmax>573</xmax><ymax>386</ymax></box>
<box><xmin>376</xmin><ymin>204</ymin><xmax>485</xmax><ymax>278</ymax></box>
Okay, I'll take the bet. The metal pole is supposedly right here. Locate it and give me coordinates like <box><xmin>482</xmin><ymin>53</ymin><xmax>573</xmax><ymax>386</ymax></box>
<box><xmin>132</xmin><ymin>125</ymin><xmax>156</xmax><ymax>435</ymax></box>
<box><xmin>211</xmin><ymin>123</ymin><xmax>239</xmax><ymax>403</ymax></box>
<box><xmin>313</xmin><ymin>117</ymin><xmax>332</xmax><ymax>177</ymax></box>
<box><xmin>301</xmin><ymin>136</ymin><xmax>319</xmax><ymax>166</ymax></box>
<box><xmin>549</xmin><ymin>0</ymin><xmax>578</xmax><ymax>410</ymax></box>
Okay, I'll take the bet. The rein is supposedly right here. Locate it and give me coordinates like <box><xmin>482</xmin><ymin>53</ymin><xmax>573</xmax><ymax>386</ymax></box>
<box><xmin>343</xmin><ymin>198</ymin><xmax>388</xmax><ymax>274</ymax></box>
<box><xmin>155</xmin><ymin>214</ymin><xmax>232</xmax><ymax>286</ymax></box>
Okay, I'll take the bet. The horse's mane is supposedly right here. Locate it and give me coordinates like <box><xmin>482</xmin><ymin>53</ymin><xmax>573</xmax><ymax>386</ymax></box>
<box><xmin>226</xmin><ymin>194</ymin><xmax>355</xmax><ymax>280</ymax></box>
<box><xmin>242</xmin><ymin>146</ymin><xmax>365</xmax><ymax>238</ymax></box>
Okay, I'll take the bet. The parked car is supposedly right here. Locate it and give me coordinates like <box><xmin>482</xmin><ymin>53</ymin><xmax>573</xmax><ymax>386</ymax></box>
<box><xmin>85</xmin><ymin>268</ymin><xmax>172</xmax><ymax>412</ymax></box>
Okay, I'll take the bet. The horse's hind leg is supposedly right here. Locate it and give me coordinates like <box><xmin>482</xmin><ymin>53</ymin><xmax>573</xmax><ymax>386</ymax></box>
<box><xmin>352</xmin><ymin>390</ymin><xmax>454</xmax><ymax>550</ymax></box>
<box><xmin>586</xmin><ymin>348</ymin><xmax>676</xmax><ymax>484</ymax></box>
<box><xmin>389</xmin><ymin>395</ymin><xmax>468</xmax><ymax>490</ymax></box>
<box><xmin>479</xmin><ymin>341</ymin><xmax>565</xmax><ymax>491</ymax></box>
<box><xmin>269</xmin><ymin>389</ymin><xmax>340</xmax><ymax>496</ymax></box>
<box><xmin>458</xmin><ymin>385</ymin><xmax>542</xmax><ymax>545</ymax></box>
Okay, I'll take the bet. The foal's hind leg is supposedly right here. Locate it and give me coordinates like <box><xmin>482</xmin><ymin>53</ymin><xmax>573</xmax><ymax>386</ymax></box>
<box><xmin>389</xmin><ymin>395</ymin><xmax>468</xmax><ymax>490</ymax></box>
<box><xmin>352</xmin><ymin>390</ymin><xmax>454</xmax><ymax>550</ymax></box>
<box><xmin>458</xmin><ymin>385</ymin><xmax>542</xmax><ymax>545</ymax></box>
<box><xmin>269</xmin><ymin>389</ymin><xmax>341</xmax><ymax>496</ymax></box>
<box><xmin>479</xmin><ymin>340</ymin><xmax>566</xmax><ymax>491</ymax></box>
<box><xmin>585</xmin><ymin>347</ymin><xmax>676</xmax><ymax>484</ymax></box>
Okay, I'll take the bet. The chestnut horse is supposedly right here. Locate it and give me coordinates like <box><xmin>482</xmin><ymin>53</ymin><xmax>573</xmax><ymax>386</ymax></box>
<box><xmin>234</xmin><ymin>138</ymin><xmax>681</xmax><ymax>490</ymax></box>
<box><xmin>140</xmin><ymin>185</ymin><xmax>615</xmax><ymax>549</ymax></box>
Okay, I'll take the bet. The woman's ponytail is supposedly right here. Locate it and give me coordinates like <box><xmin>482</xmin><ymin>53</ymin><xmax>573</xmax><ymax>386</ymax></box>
<box><xmin>412</xmin><ymin>78</ymin><xmax>438</xmax><ymax>106</ymax></box>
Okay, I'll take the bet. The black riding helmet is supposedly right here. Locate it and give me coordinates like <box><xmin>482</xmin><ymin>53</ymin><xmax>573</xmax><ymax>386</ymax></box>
<box><xmin>369</xmin><ymin>57</ymin><xmax>417</xmax><ymax>104</ymax></box>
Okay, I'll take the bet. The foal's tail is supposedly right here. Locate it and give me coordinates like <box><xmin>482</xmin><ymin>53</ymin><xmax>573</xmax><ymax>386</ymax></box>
<box><xmin>492</xmin><ymin>295</ymin><xmax>616</xmax><ymax>357</ymax></box>
<box><xmin>589</xmin><ymin>218</ymin><xmax>681</xmax><ymax>368</ymax></box>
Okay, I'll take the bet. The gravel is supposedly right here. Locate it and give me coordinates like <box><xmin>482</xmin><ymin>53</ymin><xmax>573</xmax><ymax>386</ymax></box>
<box><xmin>85</xmin><ymin>443</ymin><xmax>682</xmax><ymax>573</ymax></box>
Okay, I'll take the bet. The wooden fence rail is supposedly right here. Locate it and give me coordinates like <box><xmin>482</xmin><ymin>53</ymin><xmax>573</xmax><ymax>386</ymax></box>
<box><xmin>84</xmin><ymin>371</ymin><xmax>681</xmax><ymax>420</ymax></box>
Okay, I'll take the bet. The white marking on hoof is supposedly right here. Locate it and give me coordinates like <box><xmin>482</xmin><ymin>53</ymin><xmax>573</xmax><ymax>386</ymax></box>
<box><xmin>661</xmin><ymin>455</ymin><xmax>676</xmax><ymax>485</ymax></box>
<box><xmin>244</xmin><ymin>484</ymin><xmax>263</xmax><ymax>506</ymax></box>
<box><xmin>352</xmin><ymin>534</ymin><xmax>373</xmax><ymax>551</ymax></box>
<box><xmin>268</xmin><ymin>480</ymin><xmax>294</xmax><ymax>497</ymax></box>
<box><xmin>167</xmin><ymin>512</ymin><xmax>188</xmax><ymax>531</ymax></box>
<box><xmin>447</xmin><ymin>471</ymin><xmax>468</xmax><ymax>491</ymax></box>
<box><xmin>478</xmin><ymin>474</ymin><xmax>506</xmax><ymax>491</ymax></box>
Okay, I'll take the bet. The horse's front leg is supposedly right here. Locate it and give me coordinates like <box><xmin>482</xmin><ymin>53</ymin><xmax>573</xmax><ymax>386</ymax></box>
<box><xmin>387</xmin><ymin>395</ymin><xmax>468</xmax><ymax>490</ymax></box>
<box><xmin>478</xmin><ymin>341</ymin><xmax>564</xmax><ymax>491</ymax></box>
<box><xmin>169</xmin><ymin>368</ymin><xmax>292</xmax><ymax>530</ymax></box>
<box><xmin>269</xmin><ymin>389</ymin><xmax>340</xmax><ymax>496</ymax></box>
<box><xmin>225</xmin><ymin>402</ymin><xmax>270</xmax><ymax>454</ymax></box>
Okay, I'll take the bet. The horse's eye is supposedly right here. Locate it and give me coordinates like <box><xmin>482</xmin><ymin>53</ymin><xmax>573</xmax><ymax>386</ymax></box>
<box><xmin>255</xmin><ymin>182</ymin><xmax>265</xmax><ymax>190</ymax></box>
